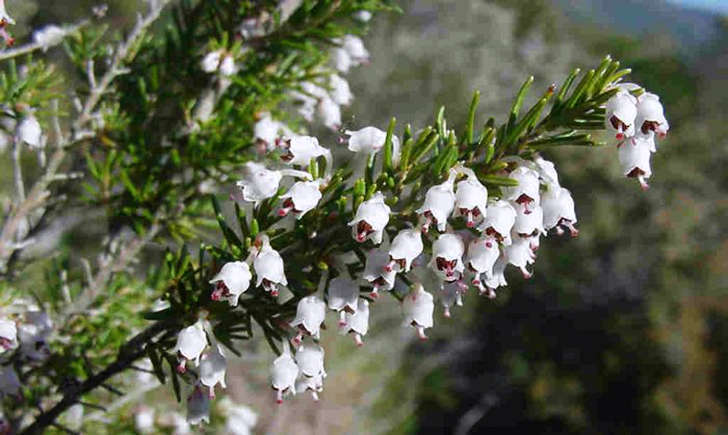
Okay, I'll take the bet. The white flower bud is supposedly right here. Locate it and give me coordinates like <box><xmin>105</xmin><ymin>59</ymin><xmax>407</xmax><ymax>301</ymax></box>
<box><xmin>186</xmin><ymin>386</ymin><xmax>211</xmax><ymax>425</ymax></box>
<box><xmin>402</xmin><ymin>284</ymin><xmax>434</xmax><ymax>340</ymax></box>
<box><xmin>174</xmin><ymin>319</ymin><xmax>208</xmax><ymax>373</ymax></box>
<box><xmin>417</xmin><ymin>175</ymin><xmax>456</xmax><ymax>233</ymax></box>
<box><xmin>386</xmin><ymin>228</ymin><xmax>423</xmax><ymax>273</ymax></box>
<box><xmin>0</xmin><ymin>319</ymin><xmax>16</xmax><ymax>351</ymax></box>
<box><xmin>362</xmin><ymin>249</ymin><xmax>397</xmax><ymax>298</ymax></box>
<box><xmin>278</xmin><ymin>180</ymin><xmax>322</xmax><ymax>219</ymax></box>
<box><xmin>201</xmin><ymin>50</ymin><xmax>235</xmax><ymax>76</ymax></box>
<box><xmin>329</xmin><ymin>74</ymin><xmax>353</xmax><ymax>106</ymax></box>
<box><xmin>454</xmin><ymin>176</ymin><xmax>488</xmax><ymax>228</ymax></box>
<box><xmin>477</xmin><ymin>199</ymin><xmax>517</xmax><ymax>246</ymax></box>
<box><xmin>439</xmin><ymin>281</ymin><xmax>463</xmax><ymax>318</ymax></box>
<box><xmin>290</xmin><ymin>295</ymin><xmax>327</xmax><ymax>343</ymax></box>
<box><xmin>199</xmin><ymin>345</ymin><xmax>227</xmax><ymax>398</ymax></box>
<box><xmin>354</xmin><ymin>10</ymin><xmax>373</xmax><ymax>22</ymax></box>
<box><xmin>270</xmin><ymin>344</ymin><xmax>298</xmax><ymax>403</ymax></box>
<box><xmin>605</xmin><ymin>91</ymin><xmax>638</xmax><ymax>140</ymax></box>
<box><xmin>636</xmin><ymin>92</ymin><xmax>669</xmax><ymax>140</ymax></box>
<box><xmin>542</xmin><ymin>185</ymin><xmax>578</xmax><ymax>237</ymax></box>
<box><xmin>17</xmin><ymin>115</ymin><xmax>42</xmax><ymax>148</ymax></box>
<box><xmin>349</xmin><ymin>192</ymin><xmax>391</xmax><ymax>244</ymax></box>
<box><xmin>253</xmin><ymin>236</ymin><xmax>288</xmax><ymax>297</ymax></box>
<box><xmin>209</xmin><ymin>261</ymin><xmax>252</xmax><ymax>306</ymax></box>
<box><xmin>295</xmin><ymin>344</ymin><xmax>326</xmax><ymax>401</ymax></box>
<box><xmin>328</xmin><ymin>277</ymin><xmax>360</xmax><ymax>326</ymax></box>
<box><xmin>429</xmin><ymin>233</ymin><xmax>465</xmax><ymax>282</ymax></box>
<box><xmin>513</xmin><ymin>202</ymin><xmax>544</xmax><ymax>237</ymax></box>
<box><xmin>340</xmin><ymin>298</ymin><xmax>369</xmax><ymax>346</ymax></box>
<box><xmin>502</xmin><ymin>166</ymin><xmax>541</xmax><ymax>213</ymax></box>
<box><xmin>505</xmin><ymin>233</ymin><xmax>536</xmax><ymax>279</ymax></box>
<box><xmin>619</xmin><ymin>136</ymin><xmax>653</xmax><ymax>190</ymax></box>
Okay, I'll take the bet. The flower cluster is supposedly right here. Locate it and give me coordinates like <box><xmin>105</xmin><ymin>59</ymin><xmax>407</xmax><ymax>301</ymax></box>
<box><xmin>605</xmin><ymin>85</ymin><xmax>669</xmax><ymax>190</ymax></box>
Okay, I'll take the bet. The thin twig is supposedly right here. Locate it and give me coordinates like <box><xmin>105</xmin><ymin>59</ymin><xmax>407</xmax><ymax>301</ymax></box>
<box><xmin>0</xmin><ymin>22</ymin><xmax>88</xmax><ymax>62</ymax></box>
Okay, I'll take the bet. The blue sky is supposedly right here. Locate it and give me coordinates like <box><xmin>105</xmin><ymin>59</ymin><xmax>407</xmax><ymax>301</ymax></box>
<box><xmin>669</xmin><ymin>0</ymin><xmax>728</xmax><ymax>14</ymax></box>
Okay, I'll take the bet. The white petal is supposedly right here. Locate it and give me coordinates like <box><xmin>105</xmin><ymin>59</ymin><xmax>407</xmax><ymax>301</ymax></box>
<box><xmin>467</xmin><ymin>237</ymin><xmax>499</xmax><ymax>274</ymax></box>
<box><xmin>416</xmin><ymin>179</ymin><xmax>456</xmax><ymax>231</ymax></box>
<box><xmin>17</xmin><ymin>115</ymin><xmax>42</xmax><ymax>148</ymax></box>
<box><xmin>254</xmin><ymin>243</ymin><xmax>287</xmax><ymax>287</ymax></box>
<box><xmin>33</xmin><ymin>25</ymin><xmax>66</xmax><ymax>51</ymax></box>
<box><xmin>513</xmin><ymin>203</ymin><xmax>544</xmax><ymax>236</ymax></box>
<box><xmin>175</xmin><ymin>320</ymin><xmax>208</xmax><ymax>364</ymax></box>
<box><xmin>201</xmin><ymin>50</ymin><xmax>223</xmax><ymax>73</ymax></box>
<box><xmin>290</xmin><ymin>296</ymin><xmax>327</xmax><ymax>338</ymax></box>
<box><xmin>236</xmin><ymin>162</ymin><xmax>283</xmax><ymax>203</ymax></box>
<box><xmin>478</xmin><ymin>200</ymin><xmax>517</xmax><ymax>245</ymax></box>
<box><xmin>295</xmin><ymin>344</ymin><xmax>325</xmax><ymax>377</ymax></box>
<box><xmin>199</xmin><ymin>346</ymin><xmax>227</xmax><ymax>390</ymax></box>
<box><xmin>186</xmin><ymin>387</ymin><xmax>211</xmax><ymax>425</ymax></box>
<box><xmin>346</xmin><ymin>126</ymin><xmax>388</xmax><ymax>154</ymax></box>
<box><xmin>281</xmin><ymin>181</ymin><xmax>322</xmax><ymax>218</ymax></box>
<box><xmin>362</xmin><ymin>249</ymin><xmax>397</xmax><ymax>290</ymax></box>
<box><xmin>329</xmin><ymin>74</ymin><xmax>353</xmax><ymax>106</ymax></box>
<box><xmin>388</xmin><ymin>229</ymin><xmax>423</xmax><ymax>272</ymax></box>
<box><xmin>619</xmin><ymin>137</ymin><xmax>652</xmax><ymax>178</ymax></box>
<box><xmin>402</xmin><ymin>284</ymin><xmax>434</xmax><ymax>328</ymax></box>
<box><xmin>318</xmin><ymin>97</ymin><xmax>341</xmax><ymax>131</ymax></box>
<box><xmin>209</xmin><ymin>261</ymin><xmax>252</xmax><ymax>306</ymax></box>
<box><xmin>343</xmin><ymin>299</ymin><xmax>369</xmax><ymax>336</ymax></box>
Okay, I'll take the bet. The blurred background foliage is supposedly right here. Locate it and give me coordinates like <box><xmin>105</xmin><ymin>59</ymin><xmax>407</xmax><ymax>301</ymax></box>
<box><xmin>3</xmin><ymin>0</ymin><xmax>727</xmax><ymax>433</ymax></box>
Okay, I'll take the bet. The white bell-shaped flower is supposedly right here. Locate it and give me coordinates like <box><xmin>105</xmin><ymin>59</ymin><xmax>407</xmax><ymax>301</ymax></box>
<box><xmin>236</xmin><ymin>162</ymin><xmax>283</xmax><ymax>203</ymax></box>
<box><xmin>0</xmin><ymin>365</ymin><xmax>20</xmax><ymax>396</ymax></box>
<box><xmin>542</xmin><ymin>185</ymin><xmax>578</xmax><ymax>237</ymax></box>
<box><xmin>605</xmin><ymin>91</ymin><xmax>638</xmax><ymax>141</ymax></box>
<box><xmin>253</xmin><ymin>236</ymin><xmax>288</xmax><ymax>297</ymax></box>
<box><xmin>219</xmin><ymin>398</ymin><xmax>258</xmax><ymax>435</ymax></box>
<box><xmin>174</xmin><ymin>319</ymin><xmax>208</xmax><ymax>373</ymax></box>
<box><xmin>236</xmin><ymin>162</ymin><xmax>313</xmax><ymax>204</ymax></box>
<box><xmin>429</xmin><ymin>233</ymin><xmax>465</xmax><ymax>282</ymax></box>
<box><xmin>254</xmin><ymin>114</ymin><xmax>289</xmax><ymax>150</ymax></box>
<box><xmin>513</xmin><ymin>202</ymin><xmax>544</xmax><ymax>237</ymax></box>
<box><xmin>295</xmin><ymin>344</ymin><xmax>326</xmax><ymax>401</ymax></box>
<box><xmin>341</xmin><ymin>35</ymin><xmax>370</xmax><ymax>65</ymax></box>
<box><xmin>327</xmin><ymin>277</ymin><xmax>360</xmax><ymax>326</ymax></box>
<box><xmin>280</xmin><ymin>135</ymin><xmax>329</xmax><ymax>167</ymax></box>
<box><xmin>340</xmin><ymin>298</ymin><xmax>369</xmax><ymax>346</ymax></box>
<box><xmin>209</xmin><ymin>261</ymin><xmax>252</xmax><ymax>306</ymax></box>
<box><xmin>290</xmin><ymin>295</ymin><xmax>326</xmax><ymax>343</ymax></box>
<box><xmin>33</xmin><ymin>25</ymin><xmax>65</xmax><ymax>51</ymax></box>
<box><xmin>619</xmin><ymin>136</ymin><xmax>653</xmax><ymax>190</ymax></box>
<box><xmin>0</xmin><ymin>319</ymin><xmax>16</xmax><ymax>351</ymax></box>
<box><xmin>134</xmin><ymin>406</ymin><xmax>155</xmax><ymax>434</ymax></box>
<box><xmin>454</xmin><ymin>176</ymin><xmax>488</xmax><ymax>228</ymax></box>
<box><xmin>362</xmin><ymin>248</ymin><xmax>397</xmax><ymax>298</ymax></box>
<box><xmin>502</xmin><ymin>166</ymin><xmax>541</xmax><ymax>213</ymax></box>
<box><xmin>478</xmin><ymin>199</ymin><xmax>517</xmax><ymax>246</ymax></box>
<box><xmin>483</xmin><ymin>255</ymin><xmax>507</xmax><ymax>298</ymax></box>
<box><xmin>17</xmin><ymin>115</ymin><xmax>42</xmax><ymax>148</ymax></box>
<box><xmin>402</xmin><ymin>283</ymin><xmax>435</xmax><ymax>340</ymax></box>
<box><xmin>199</xmin><ymin>345</ymin><xmax>227</xmax><ymax>398</ymax></box>
<box><xmin>219</xmin><ymin>55</ymin><xmax>236</xmax><ymax>76</ymax></box>
<box><xmin>349</xmin><ymin>192</ymin><xmax>390</xmax><ymax>244</ymax></box>
<box><xmin>505</xmin><ymin>233</ymin><xmax>536</xmax><ymax>279</ymax></box>
<box><xmin>439</xmin><ymin>282</ymin><xmax>463</xmax><ymax>318</ymax></box>
<box><xmin>0</xmin><ymin>0</ymin><xmax>14</xmax><ymax>25</ymax></box>
<box><xmin>331</xmin><ymin>46</ymin><xmax>353</xmax><ymax>73</ymax></box>
<box><xmin>416</xmin><ymin>172</ymin><xmax>456</xmax><ymax>233</ymax></box>
<box><xmin>186</xmin><ymin>385</ymin><xmax>211</xmax><ymax>425</ymax></box>
<box><xmin>386</xmin><ymin>228</ymin><xmax>423</xmax><ymax>273</ymax></box>
<box><xmin>534</xmin><ymin>156</ymin><xmax>559</xmax><ymax>187</ymax></box>
<box><xmin>636</xmin><ymin>92</ymin><xmax>669</xmax><ymax>140</ymax></box>
<box><xmin>466</xmin><ymin>237</ymin><xmax>499</xmax><ymax>295</ymax></box>
<box><xmin>318</xmin><ymin>96</ymin><xmax>341</xmax><ymax>131</ymax></box>
<box><xmin>345</xmin><ymin>126</ymin><xmax>400</xmax><ymax>158</ymax></box>
<box><xmin>270</xmin><ymin>343</ymin><xmax>299</xmax><ymax>403</ymax></box>
<box><xmin>18</xmin><ymin>311</ymin><xmax>52</xmax><ymax>361</ymax></box>
<box><xmin>278</xmin><ymin>180</ymin><xmax>322</xmax><ymax>219</ymax></box>
<box><xmin>329</xmin><ymin>74</ymin><xmax>353</xmax><ymax>106</ymax></box>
